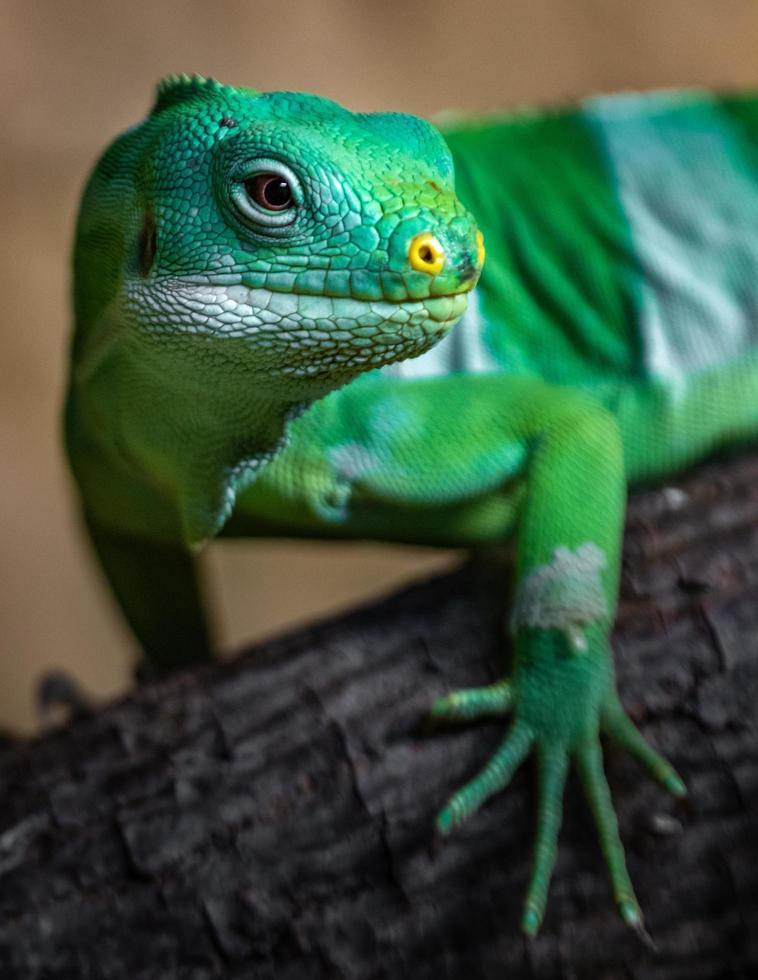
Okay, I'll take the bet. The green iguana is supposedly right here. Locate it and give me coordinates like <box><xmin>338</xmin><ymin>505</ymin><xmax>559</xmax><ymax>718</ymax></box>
<box><xmin>65</xmin><ymin>75</ymin><xmax>758</xmax><ymax>936</ymax></box>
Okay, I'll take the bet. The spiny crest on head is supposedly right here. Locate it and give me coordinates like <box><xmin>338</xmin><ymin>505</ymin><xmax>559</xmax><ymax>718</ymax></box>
<box><xmin>151</xmin><ymin>73</ymin><xmax>257</xmax><ymax>115</ymax></box>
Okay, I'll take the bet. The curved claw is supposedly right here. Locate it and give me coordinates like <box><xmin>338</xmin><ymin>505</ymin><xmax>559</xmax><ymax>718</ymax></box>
<box><xmin>601</xmin><ymin>704</ymin><xmax>687</xmax><ymax>798</ymax></box>
<box><xmin>436</xmin><ymin>723</ymin><xmax>532</xmax><ymax>833</ymax></box>
<box><xmin>429</xmin><ymin>679</ymin><xmax>514</xmax><ymax>724</ymax></box>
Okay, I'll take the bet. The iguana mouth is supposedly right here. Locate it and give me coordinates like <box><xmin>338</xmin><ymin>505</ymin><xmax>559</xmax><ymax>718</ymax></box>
<box><xmin>134</xmin><ymin>279</ymin><xmax>470</xmax><ymax>335</ymax></box>
<box><xmin>181</xmin><ymin>278</ymin><xmax>476</xmax><ymax>307</ymax></box>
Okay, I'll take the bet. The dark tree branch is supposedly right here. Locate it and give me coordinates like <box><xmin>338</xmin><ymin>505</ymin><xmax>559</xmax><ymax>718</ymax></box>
<box><xmin>1</xmin><ymin>450</ymin><xmax>758</xmax><ymax>979</ymax></box>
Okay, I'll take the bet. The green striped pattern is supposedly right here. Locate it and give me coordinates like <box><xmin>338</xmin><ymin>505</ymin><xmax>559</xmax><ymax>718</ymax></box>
<box><xmin>586</xmin><ymin>90</ymin><xmax>758</xmax><ymax>387</ymax></box>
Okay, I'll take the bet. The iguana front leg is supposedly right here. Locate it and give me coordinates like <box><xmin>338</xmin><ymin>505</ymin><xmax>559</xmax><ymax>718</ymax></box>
<box><xmin>242</xmin><ymin>372</ymin><xmax>686</xmax><ymax>933</ymax></box>
<box><xmin>66</xmin><ymin>400</ymin><xmax>215</xmax><ymax>671</ymax></box>
<box><xmin>428</xmin><ymin>386</ymin><xmax>686</xmax><ymax>936</ymax></box>
<box><xmin>84</xmin><ymin>514</ymin><xmax>213</xmax><ymax>671</ymax></box>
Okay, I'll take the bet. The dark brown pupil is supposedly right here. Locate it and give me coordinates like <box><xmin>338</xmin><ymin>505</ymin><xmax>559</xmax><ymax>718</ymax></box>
<box><xmin>246</xmin><ymin>173</ymin><xmax>293</xmax><ymax>211</ymax></box>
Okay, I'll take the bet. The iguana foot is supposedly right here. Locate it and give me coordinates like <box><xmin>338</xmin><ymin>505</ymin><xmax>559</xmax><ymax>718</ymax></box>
<box><xmin>428</xmin><ymin>673</ymin><xmax>685</xmax><ymax>936</ymax></box>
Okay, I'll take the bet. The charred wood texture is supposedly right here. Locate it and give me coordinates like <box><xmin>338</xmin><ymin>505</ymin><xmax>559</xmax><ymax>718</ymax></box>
<box><xmin>1</xmin><ymin>450</ymin><xmax>758</xmax><ymax>979</ymax></box>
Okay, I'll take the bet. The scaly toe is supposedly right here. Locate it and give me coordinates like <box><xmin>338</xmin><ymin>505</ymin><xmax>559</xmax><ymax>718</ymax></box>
<box><xmin>429</xmin><ymin>680</ymin><xmax>514</xmax><ymax>723</ymax></box>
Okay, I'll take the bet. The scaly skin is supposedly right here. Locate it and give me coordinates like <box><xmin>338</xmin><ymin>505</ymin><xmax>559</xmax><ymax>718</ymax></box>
<box><xmin>66</xmin><ymin>77</ymin><xmax>758</xmax><ymax>935</ymax></box>
<box><xmin>67</xmin><ymin>75</ymin><xmax>480</xmax><ymax>547</ymax></box>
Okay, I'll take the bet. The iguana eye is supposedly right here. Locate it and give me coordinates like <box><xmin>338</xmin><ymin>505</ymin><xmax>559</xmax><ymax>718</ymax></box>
<box><xmin>244</xmin><ymin>173</ymin><xmax>293</xmax><ymax>211</ymax></box>
<box><xmin>230</xmin><ymin>159</ymin><xmax>301</xmax><ymax>230</ymax></box>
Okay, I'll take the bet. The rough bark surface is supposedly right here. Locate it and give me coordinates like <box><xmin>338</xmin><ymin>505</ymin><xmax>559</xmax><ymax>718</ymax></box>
<box><xmin>1</xmin><ymin>450</ymin><xmax>757</xmax><ymax>980</ymax></box>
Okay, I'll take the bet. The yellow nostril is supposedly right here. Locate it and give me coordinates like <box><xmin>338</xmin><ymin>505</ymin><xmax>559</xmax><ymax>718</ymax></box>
<box><xmin>476</xmin><ymin>230</ymin><xmax>485</xmax><ymax>268</ymax></box>
<box><xmin>408</xmin><ymin>232</ymin><xmax>445</xmax><ymax>275</ymax></box>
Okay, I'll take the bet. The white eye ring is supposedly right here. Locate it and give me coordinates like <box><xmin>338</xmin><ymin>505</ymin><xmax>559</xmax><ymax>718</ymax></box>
<box><xmin>231</xmin><ymin>158</ymin><xmax>302</xmax><ymax>229</ymax></box>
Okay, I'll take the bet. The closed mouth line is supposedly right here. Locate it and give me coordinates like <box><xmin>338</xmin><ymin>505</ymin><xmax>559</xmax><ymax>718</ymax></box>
<box><xmin>173</xmin><ymin>277</ymin><xmax>475</xmax><ymax>305</ymax></box>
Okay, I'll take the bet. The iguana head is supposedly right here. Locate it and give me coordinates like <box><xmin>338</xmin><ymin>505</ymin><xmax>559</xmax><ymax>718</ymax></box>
<box><xmin>75</xmin><ymin>74</ymin><xmax>483</xmax><ymax>398</ymax></box>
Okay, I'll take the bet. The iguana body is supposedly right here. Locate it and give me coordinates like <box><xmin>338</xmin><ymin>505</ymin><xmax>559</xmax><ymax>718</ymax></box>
<box><xmin>65</xmin><ymin>77</ymin><xmax>758</xmax><ymax>935</ymax></box>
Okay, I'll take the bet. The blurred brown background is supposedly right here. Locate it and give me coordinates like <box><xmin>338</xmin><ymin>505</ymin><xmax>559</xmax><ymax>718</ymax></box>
<box><xmin>3</xmin><ymin>0</ymin><xmax>758</xmax><ymax>733</ymax></box>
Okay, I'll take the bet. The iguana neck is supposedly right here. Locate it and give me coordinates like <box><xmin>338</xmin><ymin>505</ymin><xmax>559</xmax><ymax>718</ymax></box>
<box><xmin>174</xmin><ymin>383</ymin><xmax>315</xmax><ymax>544</ymax></box>
<box><xmin>74</xmin><ymin>333</ymin><xmax>319</xmax><ymax>543</ymax></box>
